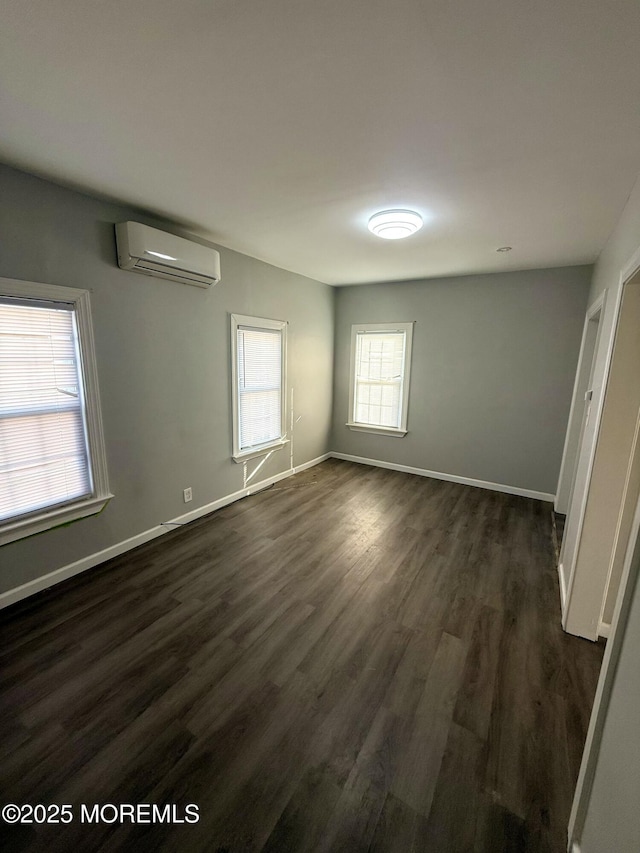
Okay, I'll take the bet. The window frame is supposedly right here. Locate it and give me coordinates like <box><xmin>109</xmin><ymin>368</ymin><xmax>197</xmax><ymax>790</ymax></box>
<box><xmin>0</xmin><ymin>277</ymin><xmax>112</xmax><ymax>546</ymax></box>
<box><xmin>230</xmin><ymin>313</ymin><xmax>288</xmax><ymax>462</ymax></box>
<box><xmin>347</xmin><ymin>322</ymin><xmax>414</xmax><ymax>437</ymax></box>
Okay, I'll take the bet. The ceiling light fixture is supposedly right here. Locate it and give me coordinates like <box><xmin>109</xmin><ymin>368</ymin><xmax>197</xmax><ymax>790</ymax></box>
<box><xmin>496</xmin><ymin>246</ymin><xmax>512</xmax><ymax>253</ymax></box>
<box><xmin>368</xmin><ymin>209</ymin><xmax>423</xmax><ymax>240</ymax></box>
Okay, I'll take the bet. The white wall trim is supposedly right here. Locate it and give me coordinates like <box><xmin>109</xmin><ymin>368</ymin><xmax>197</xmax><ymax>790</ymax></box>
<box><xmin>598</xmin><ymin>401</ymin><xmax>640</xmax><ymax>631</ymax></box>
<box><xmin>597</xmin><ymin>621</ymin><xmax>611</xmax><ymax>639</ymax></box>
<box><xmin>563</xmin><ymin>250</ymin><xmax>640</xmax><ymax>637</ymax></box>
<box><xmin>0</xmin><ymin>449</ymin><xmax>554</xmax><ymax>611</ymax></box>
<box><xmin>559</xmin><ymin>290</ymin><xmax>612</xmax><ymax>626</ymax></box>
<box><xmin>559</xmin><ymin>562</ymin><xmax>568</xmax><ymax>611</ymax></box>
<box><xmin>562</xmin><ymin>282</ymin><xmax>620</xmax><ymax>633</ymax></box>
<box><xmin>0</xmin><ymin>277</ymin><xmax>113</xmax><ymax>546</ymax></box>
<box><xmin>556</xmin><ymin>290</ymin><xmax>606</xmax><ymax>514</ymax></box>
<box><xmin>230</xmin><ymin>313</ymin><xmax>288</xmax><ymax>462</ymax></box>
<box><xmin>0</xmin><ymin>526</ymin><xmax>167</xmax><ymax>611</ymax></box>
<box><xmin>568</xmin><ymin>453</ymin><xmax>640</xmax><ymax>849</ymax></box>
<box><xmin>294</xmin><ymin>452</ymin><xmax>331</xmax><ymax>474</ymax></box>
<box><xmin>347</xmin><ymin>322</ymin><xmax>414</xmax><ymax>435</ymax></box>
<box><xmin>330</xmin><ymin>452</ymin><xmax>555</xmax><ymax>501</ymax></box>
<box><xmin>0</xmin><ymin>454</ymin><xmax>329</xmax><ymax>611</ymax></box>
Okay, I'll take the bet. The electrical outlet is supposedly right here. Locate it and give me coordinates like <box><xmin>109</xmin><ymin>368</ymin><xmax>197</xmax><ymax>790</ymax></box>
<box><xmin>183</xmin><ymin>487</ymin><xmax>193</xmax><ymax>503</ymax></box>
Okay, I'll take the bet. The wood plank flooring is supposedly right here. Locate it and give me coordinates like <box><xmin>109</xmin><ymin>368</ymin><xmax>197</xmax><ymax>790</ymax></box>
<box><xmin>0</xmin><ymin>460</ymin><xmax>604</xmax><ymax>852</ymax></box>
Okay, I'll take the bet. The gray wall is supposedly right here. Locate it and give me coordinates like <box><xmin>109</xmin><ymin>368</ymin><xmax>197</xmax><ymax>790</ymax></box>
<box><xmin>581</xmin><ymin>559</ymin><xmax>640</xmax><ymax>853</ymax></box>
<box><xmin>588</xmin><ymin>174</ymin><xmax>640</xmax><ymax>306</ymax></box>
<box><xmin>0</xmin><ymin>164</ymin><xmax>334</xmax><ymax>595</ymax></box>
<box><xmin>332</xmin><ymin>267</ymin><xmax>592</xmax><ymax>495</ymax></box>
<box><xmin>0</xmin><ymin>161</ymin><xmax>596</xmax><ymax>598</ymax></box>
<box><xmin>575</xmin><ymin>173</ymin><xmax>640</xmax><ymax>852</ymax></box>
<box><xmin>558</xmin><ymin>175</ymin><xmax>640</xmax><ymax>515</ymax></box>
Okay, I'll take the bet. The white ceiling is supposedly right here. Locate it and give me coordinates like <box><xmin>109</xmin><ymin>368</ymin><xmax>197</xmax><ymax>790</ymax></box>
<box><xmin>1</xmin><ymin>0</ymin><xmax>640</xmax><ymax>285</ymax></box>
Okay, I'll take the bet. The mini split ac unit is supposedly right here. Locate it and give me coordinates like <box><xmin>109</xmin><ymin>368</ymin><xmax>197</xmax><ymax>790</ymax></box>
<box><xmin>115</xmin><ymin>221</ymin><xmax>221</xmax><ymax>288</ymax></box>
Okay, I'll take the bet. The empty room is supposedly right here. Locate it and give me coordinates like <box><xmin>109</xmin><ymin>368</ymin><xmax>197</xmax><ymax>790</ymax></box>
<box><xmin>1</xmin><ymin>2</ymin><xmax>640</xmax><ymax>852</ymax></box>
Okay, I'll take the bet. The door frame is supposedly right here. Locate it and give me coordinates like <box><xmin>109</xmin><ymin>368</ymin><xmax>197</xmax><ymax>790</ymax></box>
<box><xmin>560</xmin><ymin>246</ymin><xmax>640</xmax><ymax>636</ymax></box>
<box><xmin>558</xmin><ymin>288</ymin><xmax>611</xmax><ymax>623</ymax></box>
<box><xmin>567</xmin><ymin>242</ymin><xmax>640</xmax><ymax>843</ymax></box>
<box><xmin>568</xmin><ymin>477</ymin><xmax>640</xmax><ymax>849</ymax></box>
<box><xmin>555</xmin><ymin>292</ymin><xmax>604</xmax><ymax>517</ymax></box>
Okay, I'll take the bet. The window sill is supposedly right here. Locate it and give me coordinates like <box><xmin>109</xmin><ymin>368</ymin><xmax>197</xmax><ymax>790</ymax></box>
<box><xmin>346</xmin><ymin>423</ymin><xmax>407</xmax><ymax>438</ymax></box>
<box><xmin>233</xmin><ymin>439</ymin><xmax>289</xmax><ymax>463</ymax></box>
<box><xmin>0</xmin><ymin>493</ymin><xmax>114</xmax><ymax>547</ymax></box>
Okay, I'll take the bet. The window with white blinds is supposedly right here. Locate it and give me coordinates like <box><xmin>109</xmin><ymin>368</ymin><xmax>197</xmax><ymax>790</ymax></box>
<box><xmin>347</xmin><ymin>323</ymin><xmax>413</xmax><ymax>436</ymax></box>
<box><xmin>231</xmin><ymin>314</ymin><xmax>287</xmax><ymax>461</ymax></box>
<box><xmin>0</xmin><ymin>279</ymin><xmax>111</xmax><ymax>546</ymax></box>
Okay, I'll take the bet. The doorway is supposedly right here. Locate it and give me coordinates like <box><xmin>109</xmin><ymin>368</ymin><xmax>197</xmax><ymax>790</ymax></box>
<box><xmin>562</xmin><ymin>266</ymin><xmax>640</xmax><ymax>639</ymax></box>
<box><xmin>556</xmin><ymin>296</ymin><xmax>603</xmax><ymax>519</ymax></box>
<box><xmin>556</xmin><ymin>295</ymin><xmax>604</xmax><ymax>616</ymax></box>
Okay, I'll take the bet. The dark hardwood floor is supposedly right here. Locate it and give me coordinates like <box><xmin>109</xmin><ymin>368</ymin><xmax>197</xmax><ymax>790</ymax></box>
<box><xmin>0</xmin><ymin>460</ymin><xmax>604</xmax><ymax>852</ymax></box>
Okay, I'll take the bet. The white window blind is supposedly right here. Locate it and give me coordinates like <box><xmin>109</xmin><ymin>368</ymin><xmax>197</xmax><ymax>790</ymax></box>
<box><xmin>236</xmin><ymin>325</ymin><xmax>283</xmax><ymax>451</ymax></box>
<box><xmin>347</xmin><ymin>324</ymin><xmax>414</xmax><ymax>437</ymax></box>
<box><xmin>0</xmin><ymin>298</ymin><xmax>92</xmax><ymax>524</ymax></box>
<box><xmin>353</xmin><ymin>330</ymin><xmax>406</xmax><ymax>428</ymax></box>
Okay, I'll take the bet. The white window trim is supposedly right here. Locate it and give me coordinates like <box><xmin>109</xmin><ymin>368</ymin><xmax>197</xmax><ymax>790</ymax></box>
<box><xmin>230</xmin><ymin>313</ymin><xmax>288</xmax><ymax>463</ymax></box>
<box><xmin>347</xmin><ymin>322</ymin><xmax>414</xmax><ymax>437</ymax></box>
<box><xmin>0</xmin><ymin>277</ymin><xmax>113</xmax><ymax>546</ymax></box>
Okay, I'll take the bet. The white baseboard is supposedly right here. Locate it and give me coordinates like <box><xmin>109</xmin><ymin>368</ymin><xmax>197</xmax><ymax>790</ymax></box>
<box><xmin>558</xmin><ymin>562</ymin><xmax>568</xmax><ymax>612</ymax></box>
<box><xmin>0</xmin><ymin>525</ymin><xmax>168</xmax><ymax>611</ymax></box>
<box><xmin>294</xmin><ymin>453</ymin><xmax>331</xmax><ymax>474</ymax></box>
<box><xmin>0</xmin><ymin>454</ymin><xmax>330</xmax><ymax>611</ymax></box>
<box><xmin>329</xmin><ymin>452</ymin><xmax>555</xmax><ymax>502</ymax></box>
<box><xmin>597</xmin><ymin>620</ymin><xmax>611</xmax><ymax>639</ymax></box>
<box><xmin>0</xmin><ymin>451</ymin><xmax>553</xmax><ymax>611</ymax></box>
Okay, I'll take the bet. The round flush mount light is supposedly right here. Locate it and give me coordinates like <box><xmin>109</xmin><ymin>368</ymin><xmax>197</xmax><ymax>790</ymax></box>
<box><xmin>368</xmin><ymin>209</ymin><xmax>423</xmax><ymax>240</ymax></box>
<box><xmin>496</xmin><ymin>246</ymin><xmax>512</xmax><ymax>252</ymax></box>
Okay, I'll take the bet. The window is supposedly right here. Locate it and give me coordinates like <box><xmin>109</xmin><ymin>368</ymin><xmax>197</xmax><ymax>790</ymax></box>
<box><xmin>0</xmin><ymin>278</ymin><xmax>111</xmax><ymax>546</ymax></box>
<box><xmin>347</xmin><ymin>322</ymin><xmax>414</xmax><ymax>436</ymax></box>
<box><xmin>231</xmin><ymin>314</ymin><xmax>287</xmax><ymax>462</ymax></box>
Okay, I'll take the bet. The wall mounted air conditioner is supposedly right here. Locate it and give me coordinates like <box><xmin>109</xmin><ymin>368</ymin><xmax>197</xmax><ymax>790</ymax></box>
<box><xmin>115</xmin><ymin>221</ymin><xmax>221</xmax><ymax>288</ymax></box>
